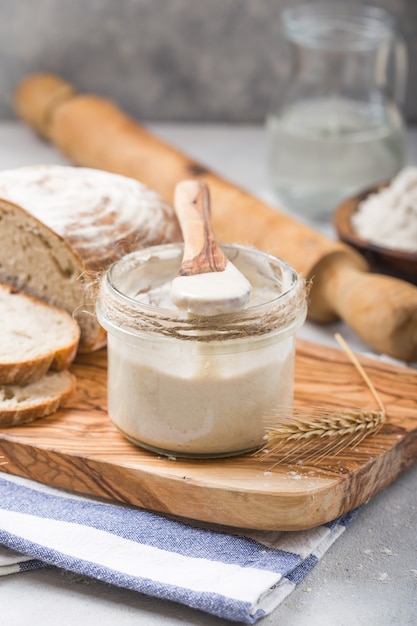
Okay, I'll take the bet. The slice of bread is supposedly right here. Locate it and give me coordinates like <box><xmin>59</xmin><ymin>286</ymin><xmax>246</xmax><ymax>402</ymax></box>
<box><xmin>0</xmin><ymin>370</ymin><xmax>76</xmax><ymax>427</ymax></box>
<box><xmin>0</xmin><ymin>282</ymin><xmax>80</xmax><ymax>385</ymax></box>
<box><xmin>0</xmin><ymin>165</ymin><xmax>181</xmax><ymax>352</ymax></box>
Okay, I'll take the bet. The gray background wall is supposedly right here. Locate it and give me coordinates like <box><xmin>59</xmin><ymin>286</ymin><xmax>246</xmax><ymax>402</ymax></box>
<box><xmin>1</xmin><ymin>0</ymin><xmax>416</xmax><ymax>123</ymax></box>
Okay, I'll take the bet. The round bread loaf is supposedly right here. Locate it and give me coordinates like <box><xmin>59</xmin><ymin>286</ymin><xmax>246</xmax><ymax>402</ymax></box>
<box><xmin>0</xmin><ymin>165</ymin><xmax>181</xmax><ymax>351</ymax></box>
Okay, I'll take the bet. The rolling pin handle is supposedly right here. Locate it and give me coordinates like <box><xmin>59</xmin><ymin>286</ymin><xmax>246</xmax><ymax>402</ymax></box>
<box><xmin>309</xmin><ymin>253</ymin><xmax>417</xmax><ymax>361</ymax></box>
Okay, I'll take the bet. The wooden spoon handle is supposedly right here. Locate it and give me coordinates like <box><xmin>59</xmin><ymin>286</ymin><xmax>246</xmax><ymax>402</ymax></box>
<box><xmin>174</xmin><ymin>180</ymin><xmax>228</xmax><ymax>275</ymax></box>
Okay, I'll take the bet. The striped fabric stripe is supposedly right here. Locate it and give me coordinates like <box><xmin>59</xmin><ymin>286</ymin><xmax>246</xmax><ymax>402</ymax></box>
<box><xmin>0</xmin><ymin>473</ymin><xmax>359</xmax><ymax>623</ymax></box>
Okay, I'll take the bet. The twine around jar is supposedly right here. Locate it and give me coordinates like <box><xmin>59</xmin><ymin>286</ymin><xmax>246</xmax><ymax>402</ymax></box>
<box><xmin>97</xmin><ymin>246</ymin><xmax>308</xmax><ymax>342</ymax></box>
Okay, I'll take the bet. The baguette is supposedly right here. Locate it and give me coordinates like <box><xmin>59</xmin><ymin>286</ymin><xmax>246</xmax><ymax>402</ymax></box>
<box><xmin>0</xmin><ymin>370</ymin><xmax>76</xmax><ymax>427</ymax></box>
<box><xmin>0</xmin><ymin>281</ymin><xmax>80</xmax><ymax>385</ymax></box>
<box><xmin>0</xmin><ymin>165</ymin><xmax>181</xmax><ymax>351</ymax></box>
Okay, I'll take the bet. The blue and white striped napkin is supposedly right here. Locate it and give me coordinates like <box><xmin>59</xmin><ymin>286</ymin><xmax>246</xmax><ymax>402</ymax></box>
<box><xmin>0</xmin><ymin>472</ymin><xmax>359</xmax><ymax>624</ymax></box>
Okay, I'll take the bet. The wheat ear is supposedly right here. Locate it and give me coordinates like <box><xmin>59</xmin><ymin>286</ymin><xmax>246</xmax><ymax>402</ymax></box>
<box><xmin>261</xmin><ymin>334</ymin><xmax>386</xmax><ymax>464</ymax></box>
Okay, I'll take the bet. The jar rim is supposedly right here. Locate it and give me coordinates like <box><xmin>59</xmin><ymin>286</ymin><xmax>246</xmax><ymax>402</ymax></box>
<box><xmin>108</xmin><ymin>243</ymin><xmax>300</xmax><ymax>314</ymax></box>
<box><xmin>97</xmin><ymin>243</ymin><xmax>307</xmax><ymax>341</ymax></box>
<box><xmin>281</xmin><ymin>2</ymin><xmax>397</xmax><ymax>51</ymax></box>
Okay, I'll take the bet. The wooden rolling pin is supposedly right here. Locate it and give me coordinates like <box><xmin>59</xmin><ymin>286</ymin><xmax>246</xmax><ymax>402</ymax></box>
<box><xmin>14</xmin><ymin>73</ymin><xmax>417</xmax><ymax>361</ymax></box>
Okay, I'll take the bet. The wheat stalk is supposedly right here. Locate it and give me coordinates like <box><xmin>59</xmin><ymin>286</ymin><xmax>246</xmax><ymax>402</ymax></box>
<box><xmin>267</xmin><ymin>408</ymin><xmax>384</xmax><ymax>442</ymax></box>
<box><xmin>260</xmin><ymin>333</ymin><xmax>386</xmax><ymax>465</ymax></box>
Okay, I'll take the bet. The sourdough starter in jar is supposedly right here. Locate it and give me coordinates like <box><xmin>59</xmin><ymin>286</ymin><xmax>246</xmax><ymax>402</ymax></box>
<box><xmin>97</xmin><ymin>244</ymin><xmax>306</xmax><ymax>458</ymax></box>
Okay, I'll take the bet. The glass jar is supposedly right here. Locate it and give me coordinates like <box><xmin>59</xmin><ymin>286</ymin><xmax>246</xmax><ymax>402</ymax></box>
<box><xmin>266</xmin><ymin>2</ymin><xmax>408</xmax><ymax>221</ymax></box>
<box><xmin>97</xmin><ymin>243</ymin><xmax>306</xmax><ymax>458</ymax></box>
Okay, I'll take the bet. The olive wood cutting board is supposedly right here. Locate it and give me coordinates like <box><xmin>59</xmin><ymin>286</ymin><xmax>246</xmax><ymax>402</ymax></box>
<box><xmin>0</xmin><ymin>339</ymin><xmax>416</xmax><ymax>531</ymax></box>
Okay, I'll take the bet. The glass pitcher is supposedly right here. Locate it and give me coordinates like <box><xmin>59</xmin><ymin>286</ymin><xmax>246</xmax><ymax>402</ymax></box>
<box><xmin>266</xmin><ymin>2</ymin><xmax>408</xmax><ymax>221</ymax></box>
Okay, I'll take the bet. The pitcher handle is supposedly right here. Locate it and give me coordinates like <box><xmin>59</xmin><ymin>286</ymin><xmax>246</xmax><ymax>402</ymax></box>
<box><xmin>376</xmin><ymin>34</ymin><xmax>408</xmax><ymax>106</ymax></box>
<box><xmin>393</xmin><ymin>36</ymin><xmax>408</xmax><ymax>106</ymax></box>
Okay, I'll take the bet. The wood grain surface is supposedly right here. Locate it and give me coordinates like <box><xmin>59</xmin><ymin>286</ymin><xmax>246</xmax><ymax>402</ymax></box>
<box><xmin>0</xmin><ymin>339</ymin><xmax>416</xmax><ymax>530</ymax></box>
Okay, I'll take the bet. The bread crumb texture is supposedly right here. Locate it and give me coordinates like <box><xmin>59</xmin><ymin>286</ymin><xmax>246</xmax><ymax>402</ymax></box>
<box><xmin>0</xmin><ymin>282</ymin><xmax>80</xmax><ymax>385</ymax></box>
<box><xmin>0</xmin><ymin>370</ymin><xmax>76</xmax><ymax>426</ymax></box>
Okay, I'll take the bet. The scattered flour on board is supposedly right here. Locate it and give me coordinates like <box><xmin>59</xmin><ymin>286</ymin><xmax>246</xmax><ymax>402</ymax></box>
<box><xmin>351</xmin><ymin>167</ymin><xmax>417</xmax><ymax>252</ymax></box>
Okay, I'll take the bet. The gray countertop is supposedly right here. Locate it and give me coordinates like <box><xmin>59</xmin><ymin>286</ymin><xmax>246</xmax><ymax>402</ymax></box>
<box><xmin>0</xmin><ymin>122</ymin><xmax>416</xmax><ymax>625</ymax></box>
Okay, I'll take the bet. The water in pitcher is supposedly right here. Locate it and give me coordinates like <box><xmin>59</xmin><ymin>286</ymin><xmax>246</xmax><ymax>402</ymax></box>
<box><xmin>266</xmin><ymin>2</ymin><xmax>408</xmax><ymax>220</ymax></box>
<box><xmin>267</xmin><ymin>96</ymin><xmax>405</xmax><ymax>220</ymax></box>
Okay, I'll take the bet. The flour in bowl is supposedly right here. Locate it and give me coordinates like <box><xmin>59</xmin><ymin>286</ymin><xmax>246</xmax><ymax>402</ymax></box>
<box><xmin>351</xmin><ymin>167</ymin><xmax>417</xmax><ymax>252</ymax></box>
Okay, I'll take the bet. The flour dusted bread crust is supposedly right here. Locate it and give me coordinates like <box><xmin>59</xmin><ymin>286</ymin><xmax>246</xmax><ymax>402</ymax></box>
<box><xmin>0</xmin><ymin>282</ymin><xmax>80</xmax><ymax>385</ymax></box>
<box><xmin>0</xmin><ymin>165</ymin><xmax>181</xmax><ymax>351</ymax></box>
<box><xmin>0</xmin><ymin>370</ymin><xmax>76</xmax><ymax>427</ymax></box>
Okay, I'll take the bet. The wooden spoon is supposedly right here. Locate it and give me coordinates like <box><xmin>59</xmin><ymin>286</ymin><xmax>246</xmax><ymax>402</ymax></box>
<box><xmin>170</xmin><ymin>180</ymin><xmax>252</xmax><ymax>316</ymax></box>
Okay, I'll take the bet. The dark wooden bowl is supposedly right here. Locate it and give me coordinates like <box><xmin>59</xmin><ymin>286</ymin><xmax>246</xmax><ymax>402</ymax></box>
<box><xmin>334</xmin><ymin>184</ymin><xmax>417</xmax><ymax>286</ymax></box>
